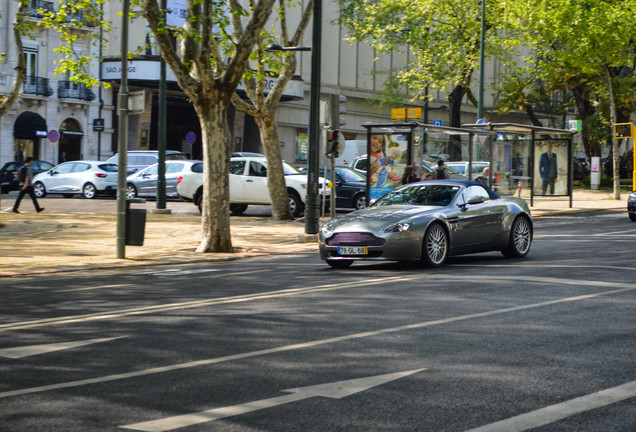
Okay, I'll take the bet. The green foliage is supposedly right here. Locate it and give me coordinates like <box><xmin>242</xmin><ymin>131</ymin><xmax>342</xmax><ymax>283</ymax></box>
<box><xmin>37</xmin><ymin>0</ymin><xmax>110</xmax><ymax>89</ymax></box>
<box><xmin>336</xmin><ymin>0</ymin><xmax>504</xmax><ymax>105</ymax></box>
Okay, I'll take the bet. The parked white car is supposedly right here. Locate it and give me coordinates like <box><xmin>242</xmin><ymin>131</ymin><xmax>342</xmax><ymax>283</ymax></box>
<box><xmin>33</xmin><ymin>161</ymin><xmax>118</xmax><ymax>199</ymax></box>
<box><xmin>126</xmin><ymin>160</ymin><xmax>200</xmax><ymax>199</ymax></box>
<box><xmin>177</xmin><ymin>156</ymin><xmax>332</xmax><ymax>216</ymax></box>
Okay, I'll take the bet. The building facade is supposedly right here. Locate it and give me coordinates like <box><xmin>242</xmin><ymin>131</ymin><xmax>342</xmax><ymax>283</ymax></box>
<box><xmin>1</xmin><ymin>0</ymin><xmax>521</xmax><ymax>169</ymax></box>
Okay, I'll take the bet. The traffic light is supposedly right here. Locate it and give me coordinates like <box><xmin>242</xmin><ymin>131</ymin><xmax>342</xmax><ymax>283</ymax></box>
<box><xmin>325</xmin><ymin>128</ymin><xmax>345</xmax><ymax>158</ymax></box>
<box><xmin>329</xmin><ymin>94</ymin><xmax>347</xmax><ymax>129</ymax></box>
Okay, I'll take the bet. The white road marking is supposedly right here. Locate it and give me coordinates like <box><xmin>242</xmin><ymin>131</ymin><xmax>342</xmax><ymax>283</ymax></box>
<box><xmin>55</xmin><ymin>284</ymin><xmax>132</xmax><ymax>293</ymax></box>
<box><xmin>0</xmin><ymin>275</ymin><xmax>415</xmax><ymax>332</ymax></box>
<box><xmin>0</xmin><ymin>336</ymin><xmax>126</xmax><ymax>359</ymax></box>
<box><xmin>0</xmin><ymin>284</ymin><xmax>631</xmax><ymax>399</ymax></box>
<box><xmin>465</xmin><ymin>380</ymin><xmax>636</xmax><ymax>432</ymax></box>
<box><xmin>120</xmin><ymin>369</ymin><xmax>426</xmax><ymax>431</ymax></box>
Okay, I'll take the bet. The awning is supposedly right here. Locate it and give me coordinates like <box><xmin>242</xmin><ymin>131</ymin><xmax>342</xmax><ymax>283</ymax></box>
<box><xmin>13</xmin><ymin>111</ymin><xmax>48</xmax><ymax>140</ymax></box>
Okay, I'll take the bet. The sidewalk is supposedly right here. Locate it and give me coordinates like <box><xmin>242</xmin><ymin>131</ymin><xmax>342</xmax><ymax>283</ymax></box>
<box><xmin>0</xmin><ymin>189</ymin><xmax>626</xmax><ymax>277</ymax></box>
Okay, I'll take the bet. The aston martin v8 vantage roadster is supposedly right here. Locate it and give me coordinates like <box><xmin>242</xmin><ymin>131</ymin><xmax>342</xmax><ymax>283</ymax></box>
<box><xmin>319</xmin><ymin>180</ymin><xmax>532</xmax><ymax>268</ymax></box>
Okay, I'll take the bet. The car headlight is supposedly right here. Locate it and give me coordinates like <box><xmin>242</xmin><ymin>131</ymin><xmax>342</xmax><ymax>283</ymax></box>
<box><xmin>381</xmin><ymin>221</ymin><xmax>413</xmax><ymax>233</ymax></box>
<box><xmin>629</xmin><ymin>192</ymin><xmax>636</xmax><ymax>203</ymax></box>
<box><xmin>321</xmin><ymin>220</ymin><xmax>337</xmax><ymax>238</ymax></box>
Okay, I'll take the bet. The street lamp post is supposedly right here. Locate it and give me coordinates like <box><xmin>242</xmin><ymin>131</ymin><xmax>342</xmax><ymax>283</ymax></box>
<box><xmin>116</xmin><ymin>0</ymin><xmax>130</xmax><ymax>259</ymax></box>
<box><xmin>477</xmin><ymin>0</ymin><xmax>485</xmax><ymax>120</ymax></box>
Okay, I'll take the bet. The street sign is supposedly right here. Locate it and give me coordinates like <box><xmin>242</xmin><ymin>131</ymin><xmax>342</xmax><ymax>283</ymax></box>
<box><xmin>476</xmin><ymin>118</ymin><xmax>488</xmax><ymax>125</ymax></box>
<box><xmin>391</xmin><ymin>108</ymin><xmax>406</xmax><ymax>120</ymax></box>
<box><xmin>568</xmin><ymin>120</ymin><xmax>582</xmax><ymax>131</ymax></box>
<box><xmin>93</xmin><ymin>119</ymin><xmax>104</xmax><ymax>131</ymax></box>
<box><xmin>407</xmin><ymin>107</ymin><xmax>422</xmax><ymax>119</ymax></box>
<box><xmin>48</xmin><ymin>130</ymin><xmax>59</xmax><ymax>143</ymax></box>
<box><xmin>432</xmin><ymin>120</ymin><xmax>443</xmax><ymax>127</ymax></box>
<box><xmin>185</xmin><ymin>131</ymin><xmax>196</xmax><ymax>144</ymax></box>
<box><xmin>614</xmin><ymin>123</ymin><xmax>633</xmax><ymax>139</ymax></box>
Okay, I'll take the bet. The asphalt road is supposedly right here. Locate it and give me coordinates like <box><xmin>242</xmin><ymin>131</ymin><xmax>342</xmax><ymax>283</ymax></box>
<box><xmin>0</xmin><ymin>212</ymin><xmax>634</xmax><ymax>431</ymax></box>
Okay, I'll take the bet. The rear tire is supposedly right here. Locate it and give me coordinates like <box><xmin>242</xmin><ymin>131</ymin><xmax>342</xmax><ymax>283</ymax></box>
<box><xmin>630</xmin><ymin>213</ymin><xmax>636</xmax><ymax>222</ymax></box>
<box><xmin>34</xmin><ymin>182</ymin><xmax>47</xmax><ymax>198</ymax></box>
<box><xmin>421</xmin><ymin>222</ymin><xmax>448</xmax><ymax>267</ymax></box>
<box><xmin>230</xmin><ymin>204</ymin><xmax>248</xmax><ymax>215</ymax></box>
<box><xmin>326</xmin><ymin>259</ymin><xmax>353</xmax><ymax>269</ymax></box>
<box><xmin>501</xmin><ymin>216</ymin><xmax>532</xmax><ymax>258</ymax></box>
<box><xmin>353</xmin><ymin>193</ymin><xmax>366</xmax><ymax>210</ymax></box>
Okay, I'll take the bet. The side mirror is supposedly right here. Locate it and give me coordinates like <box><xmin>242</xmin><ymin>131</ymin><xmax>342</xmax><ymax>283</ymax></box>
<box><xmin>467</xmin><ymin>196</ymin><xmax>485</xmax><ymax>205</ymax></box>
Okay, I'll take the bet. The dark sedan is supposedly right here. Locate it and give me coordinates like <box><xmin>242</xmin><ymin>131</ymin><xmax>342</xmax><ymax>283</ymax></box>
<box><xmin>300</xmin><ymin>166</ymin><xmax>367</xmax><ymax>210</ymax></box>
<box><xmin>0</xmin><ymin>160</ymin><xmax>55</xmax><ymax>193</ymax></box>
<box><xmin>319</xmin><ymin>180</ymin><xmax>532</xmax><ymax>268</ymax></box>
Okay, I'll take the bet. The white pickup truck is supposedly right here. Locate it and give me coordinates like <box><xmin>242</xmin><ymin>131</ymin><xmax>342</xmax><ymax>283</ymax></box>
<box><xmin>177</xmin><ymin>156</ymin><xmax>331</xmax><ymax>217</ymax></box>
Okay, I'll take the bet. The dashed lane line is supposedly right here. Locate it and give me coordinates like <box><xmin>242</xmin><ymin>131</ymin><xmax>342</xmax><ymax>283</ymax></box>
<box><xmin>0</xmin><ymin>283</ymin><xmax>633</xmax><ymax>399</ymax></box>
<box><xmin>465</xmin><ymin>380</ymin><xmax>636</xmax><ymax>432</ymax></box>
<box><xmin>0</xmin><ymin>275</ymin><xmax>415</xmax><ymax>332</ymax></box>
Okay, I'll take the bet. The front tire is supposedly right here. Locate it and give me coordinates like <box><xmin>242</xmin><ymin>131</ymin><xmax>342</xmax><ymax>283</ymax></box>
<box><xmin>502</xmin><ymin>216</ymin><xmax>532</xmax><ymax>258</ymax></box>
<box><xmin>630</xmin><ymin>212</ymin><xmax>636</xmax><ymax>222</ymax></box>
<box><xmin>126</xmin><ymin>184</ymin><xmax>138</xmax><ymax>199</ymax></box>
<box><xmin>82</xmin><ymin>183</ymin><xmax>98</xmax><ymax>199</ymax></box>
<box><xmin>326</xmin><ymin>259</ymin><xmax>353</xmax><ymax>269</ymax></box>
<box><xmin>421</xmin><ymin>222</ymin><xmax>448</xmax><ymax>267</ymax></box>
<box><xmin>34</xmin><ymin>182</ymin><xmax>47</xmax><ymax>198</ymax></box>
<box><xmin>289</xmin><ymin>191</ymin><xmax>304</xmax><ymax>217</ymax></box>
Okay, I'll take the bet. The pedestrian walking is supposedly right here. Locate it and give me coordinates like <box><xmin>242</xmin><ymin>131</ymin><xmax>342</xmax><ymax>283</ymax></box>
<box><xmin>12</xmin><ymin>157</ymin><xmax>45</xmax><ymax>213</ymax></box>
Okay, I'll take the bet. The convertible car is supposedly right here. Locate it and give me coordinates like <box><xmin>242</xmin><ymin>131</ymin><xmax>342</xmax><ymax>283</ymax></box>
<box><xmin>319</xmin><ymin>180</ymin><xmax>532</xmax><ymax>268</ymax></box>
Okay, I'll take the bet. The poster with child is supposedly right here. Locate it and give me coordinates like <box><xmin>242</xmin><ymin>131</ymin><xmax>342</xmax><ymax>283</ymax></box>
<box><xmin>369</xmin><ymin>133</ymin><xmax>408</xmax><ymax>200</ymax></box>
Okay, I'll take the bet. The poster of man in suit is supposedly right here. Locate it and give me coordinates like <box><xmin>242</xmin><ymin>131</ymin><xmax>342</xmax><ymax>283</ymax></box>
<box><xmin>535</xmin><ymin>141</ymin><xmax>568</xmax><ymax>195</ymax></box>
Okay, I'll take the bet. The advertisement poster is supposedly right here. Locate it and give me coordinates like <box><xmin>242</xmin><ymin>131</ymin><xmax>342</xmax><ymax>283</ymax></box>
<box><xmin>534</xmin><ymin>140</ymin><xmax>569</xmax><ymax>196</ymax></box>
<box><xmin>369</xmin><ymin>133</ymin><xmax>409</xmax><ymax>200</ymax></box>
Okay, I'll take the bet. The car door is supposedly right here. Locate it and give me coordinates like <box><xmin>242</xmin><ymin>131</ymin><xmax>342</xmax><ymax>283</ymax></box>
<box><xmin>451</xmin><ymin>185</ymin><xmax>505</xmax><ymax>249</ymax></box>
<box><xmin>242</xmin><ymin>160</ymin><xmax>271</xmax><ymax>203</ymax></box>
<box><xmin>229</xmin><ymin>160</ymin><xmax>247</xmax><ymax>202</ymax></box>
<box><xmin>136</xmin><ymin>164</ymin><xmax>159</xmax><ymax>196</ymax></box>
<box><xmin>46</xmin><ymin>162</ymin><xmax>75</xmax><ymax>192</ymax></box>
<box><xmin>67</xmin><ymin>162</ymin><xmax>92</xmax><ymax>192</ymax></box>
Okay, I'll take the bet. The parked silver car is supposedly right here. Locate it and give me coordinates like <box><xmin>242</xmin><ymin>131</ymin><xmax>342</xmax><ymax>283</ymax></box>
<box><xmin>33</xmin><ymin>161</ymin><xmax>118</xmax><ymax>199</ymax></box>
<box><xmin>126</xmin><ymin>160</ymin><xmax>200</xmax><ymax>199</ymax></box>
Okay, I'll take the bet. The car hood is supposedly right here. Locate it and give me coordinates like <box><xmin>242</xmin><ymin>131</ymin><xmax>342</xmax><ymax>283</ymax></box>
<box><xmin>329</xmin><ymin>205</ymin><xmax>440</xmax><ymax>231</ymax></box>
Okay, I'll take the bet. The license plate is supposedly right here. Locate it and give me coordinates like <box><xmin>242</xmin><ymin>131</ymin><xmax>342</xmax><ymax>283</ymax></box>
<box><xmin>337</xmin><ymin>246</ymin><xmax>368</xmax><ymax>255</ymax></box>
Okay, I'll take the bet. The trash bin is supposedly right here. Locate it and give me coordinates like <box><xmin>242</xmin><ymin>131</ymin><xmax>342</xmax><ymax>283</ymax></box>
<box><xmin>125</xmin><ymin>198</ymin><xmax>147</xmax><ymax>246</ymax></box>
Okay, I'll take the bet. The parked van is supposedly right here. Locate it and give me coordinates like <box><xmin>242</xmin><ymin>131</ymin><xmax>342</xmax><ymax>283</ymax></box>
<box><xmin>334</xmin><ymin>140</ymin><xmax>367</xmax><ymax>166</ymax></box>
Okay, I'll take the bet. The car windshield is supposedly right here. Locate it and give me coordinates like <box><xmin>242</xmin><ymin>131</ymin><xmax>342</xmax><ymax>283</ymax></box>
<box><xmin>373</xmin><ymin>184</ymin><xmax>460</xmax><ymax>207</ymax></box>
<box><xmin>282</xmin><ymin>161</ymin><xmax>301</xmax><ymax>175</ymax></box>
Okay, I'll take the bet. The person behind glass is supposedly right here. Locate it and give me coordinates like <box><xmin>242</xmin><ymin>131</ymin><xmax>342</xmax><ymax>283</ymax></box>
<box><xmin>12</xmin><ymin>157</ymin><xmax>45</xmax><ymax>214</ymax></box>
<box><xmin>401</xmin><ymin>165</ymin><xmax>420</xmax><ymax>184</ymax></box>
<box><xmin>58</xmin><ymin>151</ymin><xmax>67</xmax><ymax>164</ymax></box>
<box><xmin>539</xmin><ymin>142</ymin><xmax>558</xmax><ymax>195</ymax></box>
<box><xmin>431</xmin><ymin>159</ymin><xmax>449</xmax><ymax>179</ymax></box>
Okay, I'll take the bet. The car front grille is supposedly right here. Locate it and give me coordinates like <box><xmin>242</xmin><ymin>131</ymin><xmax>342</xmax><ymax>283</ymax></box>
<box><xmin>325</xmin><ymin>232</ymin><xmax>385</xmax><ymax>246</ymax></box>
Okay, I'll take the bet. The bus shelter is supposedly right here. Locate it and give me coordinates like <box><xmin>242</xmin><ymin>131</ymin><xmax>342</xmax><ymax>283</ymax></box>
<box><xmin>361</xmin><ymin>122</ymin><xmax>496</xmax><ymax>203</ymax></box>
<box><xmin>462</xmin><ymin>123</ymin><xmax>577</xmax><ymax>207</ymax></box>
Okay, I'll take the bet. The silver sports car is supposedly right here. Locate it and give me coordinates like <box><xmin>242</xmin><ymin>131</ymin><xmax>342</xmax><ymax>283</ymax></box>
<box><xmin>319</xmin><ymin>180</ymin><xmax>532</xmax><ymax>268</ymax></box>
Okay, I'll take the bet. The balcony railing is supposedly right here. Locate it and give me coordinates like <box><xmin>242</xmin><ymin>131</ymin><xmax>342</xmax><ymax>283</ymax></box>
<box><xmin>58</xmin><ymin>81</ymin><xmax>96</xmax><ymax>101</ymax></box>
<box><xmin>22</xmin><ymin>76</ymin><xmax>54</xmax><ymax>97</ymax></box>
<box><xmin>24</xmin><ymin>0</ymin><xmax>54</xmax><ymax>18</ymax></box>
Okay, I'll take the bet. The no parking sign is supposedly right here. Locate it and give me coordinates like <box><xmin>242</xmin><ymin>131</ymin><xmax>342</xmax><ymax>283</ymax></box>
<box><xmin>48</xmin><ymin>130</ymin><xmax>59</xmax><ymax>142</ymax></box>
<box><xmin>185</xmin><ymin>131</ymin><xmax>196</xmax><ymax>144</ymax></box>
